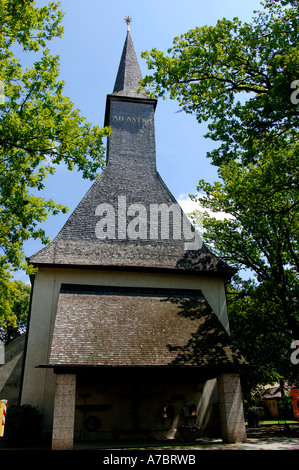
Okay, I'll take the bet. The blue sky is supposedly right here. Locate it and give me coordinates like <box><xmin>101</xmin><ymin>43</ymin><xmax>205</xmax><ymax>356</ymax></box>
<box><xmin>17</xmin><ymin>0</ymin><xmax>264</xmax><ymax>282</ymax></box>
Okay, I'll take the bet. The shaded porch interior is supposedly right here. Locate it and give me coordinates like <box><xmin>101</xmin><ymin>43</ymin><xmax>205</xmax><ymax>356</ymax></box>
<box><xmin>72</xmin><ymin>367</ymin><xmax>222</xmax><ymax>443</ymax></box>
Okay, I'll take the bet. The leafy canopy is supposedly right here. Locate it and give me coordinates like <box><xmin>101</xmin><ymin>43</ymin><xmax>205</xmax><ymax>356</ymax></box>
<box><xmin>0</xmin><ymin>276</ymin><xmax>30</xmax><ymax>344</ymax></box>
<box><xmin>141</xmin><ymin>0</ymin><xmax>299</xmax><ymax>166</ymax></box>
<box><xmin>227</xmin><ymin>278</ymin><xmax>294</xmax><ymax>390</ymax></box>
<box><xmin>0</xmin><ymin>0</ymin><xmax>110</xmax><ymax>276</ymax></box>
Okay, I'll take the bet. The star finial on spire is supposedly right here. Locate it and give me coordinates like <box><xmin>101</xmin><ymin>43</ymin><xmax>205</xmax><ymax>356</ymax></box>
<box><xmin>124</xmin><ymin>16</ymin><xmax>132</xmax><ymax>31</ymax></box>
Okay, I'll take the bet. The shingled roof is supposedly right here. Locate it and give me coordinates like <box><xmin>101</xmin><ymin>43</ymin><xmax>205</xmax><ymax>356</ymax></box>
<box><xmin>49</xmin><ymin>285</ymin><xmax>246</xmax><ymax>368</ymax></box>
<box><xmin>112</xmin><ymin>29</ymin><xmax>147</xmax><ymax>98</ymax></box>
<box><xmin>28</xmin><ymin>30</ymin><xmax>235</xmax><ymax>279</ymax></box>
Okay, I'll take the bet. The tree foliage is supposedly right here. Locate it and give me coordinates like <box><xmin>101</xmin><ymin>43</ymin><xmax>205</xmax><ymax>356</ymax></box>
<box><xmin>191</xmin><ymin>144</ymin><xmax>299</xmax><ymax>339</ymax></box>
<box><xmin>141</xmin><ymin>0</ymin><xmax>299</xmax><ymax>165</ymax></box>
<box><xmin>0</xmin><ymin>277</ymin><xmax>30</xmax><ymax>344</ymax></box>
<box><xmin>0</xmin><ymin>0</ymin><xmax>110</xmax><ymax>276</ymax></box>
<box><xmin>227</xmin><ymin>277</ymin><xmax>295</xmax><ymax>390</ymax></box>
<box><xmin>140</xmin><ymin>0</ymin><xmax>299</xmax><ymax>387</ymax></box>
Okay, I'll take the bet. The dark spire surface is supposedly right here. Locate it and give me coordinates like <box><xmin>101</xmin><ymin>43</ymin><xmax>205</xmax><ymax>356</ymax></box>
<box><xmin>112</xmin><ymin>30</ymin><xmax>146</xmax><ymax>98</ymax></box>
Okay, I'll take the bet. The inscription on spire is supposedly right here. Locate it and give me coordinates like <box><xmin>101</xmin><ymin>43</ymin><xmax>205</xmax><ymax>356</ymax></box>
<box><xmin>112</xmin><ymin>114</ymin><xmax>153</xmax><ymax>125</ymax></box>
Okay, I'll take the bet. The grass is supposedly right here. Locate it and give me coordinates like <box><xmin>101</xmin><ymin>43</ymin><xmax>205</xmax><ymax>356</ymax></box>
<box><xmin>260</xmin><ymin>419</ymin><xmax>299</xmax><ymax>424</ymax></box>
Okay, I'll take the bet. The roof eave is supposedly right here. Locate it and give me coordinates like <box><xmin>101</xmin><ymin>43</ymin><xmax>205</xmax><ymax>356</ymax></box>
<box><xmin>27</xmin><ymin>260</ymin><xmax>236</xmax><ymax>280</ymax></box>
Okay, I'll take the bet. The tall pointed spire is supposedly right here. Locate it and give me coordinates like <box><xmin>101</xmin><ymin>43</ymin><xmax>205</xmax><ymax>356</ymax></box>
<box><xmin>112</xmin><ymin>24</ymin><xmax>146</xmax><ymax>98</ymax></box>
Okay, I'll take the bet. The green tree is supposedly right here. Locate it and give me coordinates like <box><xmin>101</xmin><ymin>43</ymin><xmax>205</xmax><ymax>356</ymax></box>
<box><xmin>227</xmin><ymin>277</ymin><xmax>295</xmax><ymax>393</ymax></box>
<box><xmin>141</xmin><ymin>0</ymin><xmax>299</xmax><ymax>166</ymax></box>
<box><xmin>190</xmin><ymin>150</ymin><xmax>299</xmax><ymax>390</ymax></box>
<box><xmin>190</xmin><ymin>146</ymin><xmax>299</xmax><ymax>339</ymax></box>
<box><xmin>140</xmin><ymin>0</ymin><xmax>299</xmax><ymax>387</ymax></box>
<box><xmin>0</xmin><ymin>0</ymin><xmax>110</xmax><ymax>277</ymax></box>
<box><xmin>0</xmin><ymin>278</ymin><xmax>30</xmax><ymax>344</ymax></box>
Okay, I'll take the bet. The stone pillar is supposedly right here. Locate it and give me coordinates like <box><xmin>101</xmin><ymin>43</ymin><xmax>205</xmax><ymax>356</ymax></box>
<box><xmin>217</xmin><ymin>373</ymin><xmax>246</xmax><ymax>443</ymax></box>
<box><xmin>51</xmin><ymin>373</ymin><xmax>76</xmax><ymax>450</ymax></box>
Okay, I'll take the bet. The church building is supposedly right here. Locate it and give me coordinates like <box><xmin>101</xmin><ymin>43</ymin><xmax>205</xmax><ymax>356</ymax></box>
<box><xmin>20</xmin><ymin>26</ymin><xmax>247</xmax><ymax>450</ymax></box>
